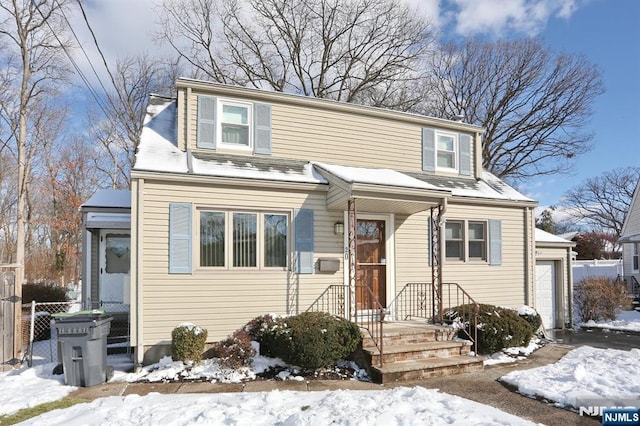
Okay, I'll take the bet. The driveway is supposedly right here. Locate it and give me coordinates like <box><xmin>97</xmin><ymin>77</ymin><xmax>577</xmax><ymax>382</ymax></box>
<box><xmin>553</xmin><ymin>328</ymin><xmax>640</xmax><ymax>351</ymax></box>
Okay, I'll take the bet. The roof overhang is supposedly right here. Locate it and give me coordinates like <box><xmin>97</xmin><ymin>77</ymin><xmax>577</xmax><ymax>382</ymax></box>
<box><xmin>619</xmin><ymin>233</ymin><xmax>640</xmax><ymax>243</ymax></box>
<box><xmin>84</xmin><ymin>212</ymin><xmax>131</xmax><ymax>230</ymax></box>
<box><xmin>315</xmin><ymin>164</ymin><xmax>450</xmax><ymax>214</ymax></box>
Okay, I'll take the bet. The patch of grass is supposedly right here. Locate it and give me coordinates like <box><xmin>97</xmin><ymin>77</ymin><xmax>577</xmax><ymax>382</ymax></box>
<box><xmin>301</xmin><ymin>405</ymin><xmax>311</xmax><ymax>411</ymax></box>
<box><xmin>0</xmin><ymin>397</ymin><xmax>88</xmax><ymax>425</ymax></box>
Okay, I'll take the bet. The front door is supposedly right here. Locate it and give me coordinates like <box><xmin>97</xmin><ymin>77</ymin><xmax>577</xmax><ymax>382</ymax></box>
<box><xmin>356</xmin><ymin>219</ymin><xmax>386</xmax><ymax>310</ymax></box>
<box><xmin>99</xmin><ymin>230</ymin><xmax>131</xmax><ymax>312</ymax></box>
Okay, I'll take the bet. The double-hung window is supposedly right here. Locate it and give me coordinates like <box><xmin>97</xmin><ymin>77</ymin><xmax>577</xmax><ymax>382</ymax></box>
<box><xmin>445</xmin><ymin>221</ymin><xmax>464</xmax><ymax>260</ymax></box>
<box><xmin>468</xmin><ymin>221</ymin><xmax>487</xmax><ymax>261</ymax></box>
<box><xmin>634</xmin><ymin>243</ymin><xmax>639</xmax><ymax>272</ymax></box>
<box><xmin>436</xmin><ymin>132</ymin><xmax>457</xmax><ymax>171</ymax></box>
<box><xmin>199</xmin><ymin>210</ymin><xmax>288</xmax><ymax>269</ymax></box>
<box><xmin>219</xmin><ymin>101</ymin><xmax>252</xmax><ymax>149</ymax></box>
<box><xmin>445</xmin><ymin>220</ymin><xmax>488</xmax><ymax>262</ymax></box>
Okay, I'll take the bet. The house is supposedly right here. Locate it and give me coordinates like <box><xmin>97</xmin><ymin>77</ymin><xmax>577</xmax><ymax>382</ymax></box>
<box><xmin>619</xmin><ymin>179</ymin><xmax>640</xmax><ymax>294</ymax></box>
<box><xmin>82</xmin><ymin>78</ymin><xmax>573</xmax><ymax>372</ymax></box>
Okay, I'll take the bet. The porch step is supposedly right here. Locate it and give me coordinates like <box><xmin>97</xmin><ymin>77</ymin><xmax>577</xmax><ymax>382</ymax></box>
<box><xmin>361</xmin><ymin>322</ymin><xmax>456</xmax><ymax>348</ymax></box>
<box><xmin>357</xmin><ymin>321</ymin><xmax>482</xmax><ymax>383</ymax></box>
<box><xmin>365</xmin><ymin>341</ymin><xmax>472</xmax><ymax>364</ymax></box>
<box><xmin>369</xmin><ymin>356</ymin><xmax>484</xmax><ymax>384</ymax></box>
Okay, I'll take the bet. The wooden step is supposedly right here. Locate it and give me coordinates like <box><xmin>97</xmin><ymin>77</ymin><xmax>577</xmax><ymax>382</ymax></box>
<box><xmin>365</xmin><ymin>341</ymin><xmax>472</xmax><ymax>364</ymax></box>
<box><xmin>369</xmin><ymin>356</ymin><xmax>483</xmax><ymax>384</ymax></box>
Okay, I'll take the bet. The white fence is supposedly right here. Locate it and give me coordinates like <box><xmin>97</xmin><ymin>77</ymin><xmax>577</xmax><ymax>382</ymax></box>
<box><xmin>573</xmin><ymin>259</ymin><xmax>623</xmax><ymax>284</ymax></box>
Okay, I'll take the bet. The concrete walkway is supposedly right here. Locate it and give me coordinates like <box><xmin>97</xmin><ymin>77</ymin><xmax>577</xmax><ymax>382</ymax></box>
<box><xmin>67</xmin><ymin>343</ymin><xmax>600</xmax><ymax>425</ymax></box>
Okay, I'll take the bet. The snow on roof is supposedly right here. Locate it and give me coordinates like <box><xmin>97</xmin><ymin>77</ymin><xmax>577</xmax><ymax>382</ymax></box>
<box><xmin>135</xmin><ymin>97</ymin><xmax>188</xmax><ymax>174</ymax></box>
<box><xmin>82</xmin><ymin>189</ymin><xmax>131</xmax><ymax>209</ymax></box>
<box><xmin>535</xmin><ymin>228</ymin><xmax>573</xmax><ymax>244</ymax></box>
<box><xmin>192</xmin><ymin>155</ymin><xmax>326</xmax><ymax>184</ymax></box>
<box><xmin>409</xmin><ymin>172</ymin><xmax>534</xmax><ymax>203</ymax></box>
<box><xmin>313</xmin><ymin>162</ymin><xmax>442</xmax><ymax>191</ymax></box>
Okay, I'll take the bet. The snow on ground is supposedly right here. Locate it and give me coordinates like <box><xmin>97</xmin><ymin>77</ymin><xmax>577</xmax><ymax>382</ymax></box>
<box><xmin>483</xmin><ymin>339</ymin><xmax>544</xmax><ymax>366</ymax></box>
<box><xmin>18</xmin><ymin>386</ymin><xmax>536</xmax><ymax>426</ymax></box>
<box><xmin>500</xmin><ymin>346</ymin><xmax>640</xmax><ymax>410</ymax></box>
<box><xmin>0</xmin><ymin>362</ymin><xmax>75</xmax><ymax>416</ymax></box>
<box><xmin>582</xmin><ymin>309</ymin><xmax>640</xmax><ymax>333</ymax></box>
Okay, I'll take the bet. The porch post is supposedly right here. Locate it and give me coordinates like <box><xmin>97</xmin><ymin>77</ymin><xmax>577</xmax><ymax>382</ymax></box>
<box><xmin>430</xmin><ymin>205</ymin><xmax>444</xmax><ymax>323</ymax></box>
<box><xmin>348</xmin><ymin>198</ymin><xmax>357</xmax><ymax>321</ymax></box>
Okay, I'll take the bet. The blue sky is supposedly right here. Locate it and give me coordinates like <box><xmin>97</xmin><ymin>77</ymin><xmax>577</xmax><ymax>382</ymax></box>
<box><xmin>68</xmin><ymin>0</ymin><xmax>639</xmax><ymax>208</ymax></box>
<box><xmin>522</xmin><ymin>0</ymin><xmax>640</xmax><ymax>207</ymax></box>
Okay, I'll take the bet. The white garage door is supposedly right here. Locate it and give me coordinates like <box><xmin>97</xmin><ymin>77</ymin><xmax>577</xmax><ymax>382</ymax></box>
<box><xmin>535</xmin><ymin>261</ymin><xmax>556</xmax><ymax>329</ymax></box>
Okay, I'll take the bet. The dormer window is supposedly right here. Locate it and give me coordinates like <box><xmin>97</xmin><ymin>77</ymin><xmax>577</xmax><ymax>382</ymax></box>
<box><xmin>436</xmin><ymin>132</ymin><xmax>457</xmax><ymax>171</ymax></box>
<box><xmin>196</xmin><ymin>95</ymin><xmax>271</xmax><ymax>154</ymax></box>
<box><xmin>220</xmin><ymin>101</ymin><xmax>252</xmax><ymax>149</ymax></box>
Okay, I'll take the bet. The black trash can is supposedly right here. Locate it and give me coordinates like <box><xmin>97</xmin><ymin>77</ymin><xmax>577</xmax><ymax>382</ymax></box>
<box><xmin>52</xmin><ymin>311</ymin><xmax>113</xmax><ymax>387</ymax></box>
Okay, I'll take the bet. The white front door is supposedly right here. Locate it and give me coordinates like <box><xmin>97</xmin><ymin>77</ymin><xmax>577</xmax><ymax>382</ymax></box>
<box><xmin>99</xmin><ymin>230</ymin><xmax>131</xmax><ymax>312</ymax></box>
<box><xmin>535</xmin><ymin>261</ymin><xmax>556</xmax><ymax>329</ymax></box>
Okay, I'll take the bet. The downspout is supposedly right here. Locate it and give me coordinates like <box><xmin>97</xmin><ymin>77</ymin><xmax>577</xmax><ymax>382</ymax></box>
<box><xmin>524</xmin><ymin>207</ymin><xmax>532</xmax><ymax>306</ymax></box>
<box><xmin>567</xmin><ymin>247</ymin><xmax>574</xmax><ymax>328</ymax></box>
<box><xmin>134</xmin><ymin>179</ymin><xmax>145</xmax><ymax>369</ymax></box>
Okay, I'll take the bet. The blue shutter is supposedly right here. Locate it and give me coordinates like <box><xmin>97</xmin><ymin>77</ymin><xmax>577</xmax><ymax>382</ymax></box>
<box><xmin>169</xmin><ymin>203</ymin><xmax>192</xmax><ymax>274</ymax></box>
<box><xmin>459</xmin><ymin>133</ymin><xmax>471</xmax><ymax>176</ymax></box>
<box><xmin>489</xmin><ymin>219</ymin><xmax>502</xmax><ymax>266</ymax></box>
<box><xmin>294</xmin><ymin>209</ymin><xmax>314</xmax><ymax>274</ymax></box>
<box><xmin>254</xmin><ymin>103</ymin><xmax>272</xmax><ymax>154</ymax></box>
<box><xmin>422</xmin><ymin>127</ymin><xmax>435</xmax><ymax>172</ymax></box>
<box><xmin>197</xmin><ymin>95</ymin><xmax>216</xmax><ymax>149</ymax></box>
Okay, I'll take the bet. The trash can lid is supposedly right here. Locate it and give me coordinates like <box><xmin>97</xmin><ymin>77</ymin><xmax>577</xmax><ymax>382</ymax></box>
<box><xmin>52</xmin><ymin>309</ymin><xmax>107</xmax><ymax>320</ymax></box>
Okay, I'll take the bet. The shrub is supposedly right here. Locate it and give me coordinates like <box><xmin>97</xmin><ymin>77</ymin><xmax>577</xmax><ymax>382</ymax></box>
<box><xmin>211</xmin><ymin>328</ymin><xmax>256</xmax><ymax>369</ymax></box>
<box><xmin>171</xmin><ymin>323</ymin><xmax>208</xmax><ymax>363</ymax></box>
<box><xmin>517</xmin><ymin>305</ymin><xmax>543</xmax><ymax>332</ymax></box>
<box><xmin>445</xmin><ymin>304</ymin><xmax>533</xmax><ymax>355</ymax></box>
<box><xmin>574</xmin><ymin>277</ymin><xmax>629</xmax><ymax>323</ymax></box>
<box><xmin>249</xmin><ymin>312</ymin><xmax>361</xmax><ymax>370</ymax></box>
<box><xmin>22</xmin><ymin>283</ymin><xmax>68</xmax><ymax>303</ymax></box>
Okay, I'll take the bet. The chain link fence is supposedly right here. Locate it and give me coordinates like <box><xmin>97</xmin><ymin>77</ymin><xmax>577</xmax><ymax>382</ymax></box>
<box><xmin>22</xmin><ymin>301</ymin><xmax>131</xmax><ymax>367</ymax></box>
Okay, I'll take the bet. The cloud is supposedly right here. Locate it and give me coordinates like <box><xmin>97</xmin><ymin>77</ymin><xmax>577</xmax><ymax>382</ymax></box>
<box><xmin>446</xmin><ymin>0</ymin><xmax>579</xmax><ymax>36</ymax></box>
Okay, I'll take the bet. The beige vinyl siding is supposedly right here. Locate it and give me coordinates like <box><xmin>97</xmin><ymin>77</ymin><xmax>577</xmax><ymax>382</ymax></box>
<box><xmin>185</xmin><ymin>89</ymin><xmax>476</xmax><ymax>177</ymax></box>
<box><xmin>439</xmin><ymin>203</ymin><xmax>530</xmax><ymax>308</ymax></box>
<box><xmin>392</xmin><ymin>203</ymin><xmax>531</xmax><ymax>309</ymax></box>
<box><xmin>137</xmin><ymin>179</ymin><xmax>344</xmax><ymax>346</ymax></box>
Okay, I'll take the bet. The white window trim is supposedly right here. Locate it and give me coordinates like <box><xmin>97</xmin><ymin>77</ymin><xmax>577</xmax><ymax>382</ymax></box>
<box><xmin>197</xmin><ymin>209</ymin><xmax>289</xmax><ymax>271</ymax></box>
<box><xmin>633</xmin><ymin>243</ymin><xmax>639</xmax><ymax>272</ymax></box>
<box><xmin>435</xmin><ymin>130</ymin><xmax>458</xmax><ymax>173</ymax></box>
<box><xmin>444</xmin><ymin>219</ymin><xmax>488</xmax><ymax>263</ymax></box>
<box><xmin>217</xmin><ymin>99</ymin><xmax>253</xmax><ymax>151</ymax></box>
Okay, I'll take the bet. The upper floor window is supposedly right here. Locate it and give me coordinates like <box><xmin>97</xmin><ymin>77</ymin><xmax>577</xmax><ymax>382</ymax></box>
<box><xmin>219</xmin><ymin>101</ymin><xmax>252</xmax><ymax>149</ymax></box>
<box><xmin>197</xmin><ymin>95</ymin><xmax>271</xmax><ymax>153</ymax></box>
<box><xmin>436</xmin><ymin>132</ymin><xmax>457</xmax><ymax>171</ymax></box>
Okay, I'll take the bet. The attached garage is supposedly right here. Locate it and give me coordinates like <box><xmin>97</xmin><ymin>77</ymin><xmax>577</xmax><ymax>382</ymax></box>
<box><xmin>534</xmin><ymin>229</ymin><xmax>575</xmax><ymax>329</ymax></box>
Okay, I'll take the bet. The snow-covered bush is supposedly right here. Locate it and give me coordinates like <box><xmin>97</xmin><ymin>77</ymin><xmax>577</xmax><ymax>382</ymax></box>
<box><xmin>517</xmin><ymin>305</ymin><xmax>542</xmax><ymax>333</ymax></box>
<box><xmin>574</xmin><ymin>277</ymin><xmax>629</xmax><ymax>322</ymax></box>
<box><xmin>445</xmin><ymin>304</ymin><xmax>533</xmax><ymax>355</ymax></box>
<box><xmin>171</xmin><ymin>323</ymin><xmax>208</xmax><ymax>363</ymax></box>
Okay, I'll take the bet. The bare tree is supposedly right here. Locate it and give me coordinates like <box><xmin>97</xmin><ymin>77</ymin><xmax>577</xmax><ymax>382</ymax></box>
<box><xmin>90</xmin><ymin>55</ymin><xmax>177</xmax><ymax>188</ymax></box>
<box><xmin>424</xmin><ymin>38</ymin><xmax>604</xmax><ymax>182</ymax></box>
<box><xmin>563</xmin><ymin>167</ymin><xmax>640</xmax><ymax>237</ymax></box>
<box><xmin>0</xmin><ymin>0</ymin><xmax>72</xmax><ymax>358</ymax></box>
<box><xmin>157</xmin><ymin>0</ymin><xmax>435</xmax><ymax>110</ymax></box>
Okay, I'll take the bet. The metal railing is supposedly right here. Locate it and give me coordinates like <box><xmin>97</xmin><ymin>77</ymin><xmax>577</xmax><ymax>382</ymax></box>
<box><xmin>353</xmin><ymin>284</ymin><xmax>385</xmax><ymax>367</ymax></box>
<box><xmin>441</xmin><ymin>282</ymin><xmax>479</xmax><ymax>352</ymax></box>
<box><xmin>388</xmin><ymin>282</ymin><xmax>434</xmax><ymax>321</ymax></box>
<box><xmin>306</xmin><ymin>285</ymin><xmax>345</xmax><ymax>318</ymax></box>
<box><xmin>617</xmin><ymin>275</ymin><xmax>640</xmax><ymax>296</ymax></box>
